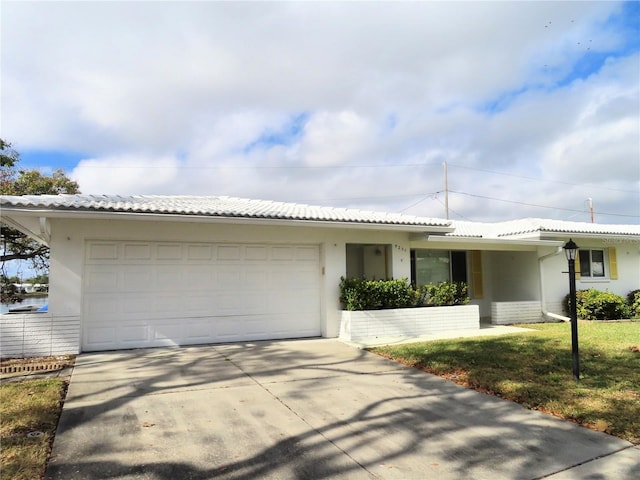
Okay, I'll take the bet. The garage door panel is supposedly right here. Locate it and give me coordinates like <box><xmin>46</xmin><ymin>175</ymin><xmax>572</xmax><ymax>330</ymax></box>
<box><xmin>184</xmin><ymin>265</ymin><xmax>214</xmax><ymax>286</ymax></box>
<box><xmin>123</xmin><ymin>243</ymin><xmax>152</xmax><ymax>261</ymax></box>
<box><xmin>86</xmin><ymin>326</ymin><xmax>117</xmax><ymax>348</ymax></box>
<box><xmin>156</xmin><ymin>265</ymin><xmax>182</xmax><ymax>288</ymax></box>
<box><xmin>245</xmin><ymin>245</ymin><xmax>268</xmax><ymax>261</ymax></box>
<box><xmin>122</xmin><ymin>296</ymin><xmax>152</xmax><ymax>315</ymax></box>
<box><xmin>271</xmin><ymin>246</ymin><xmax>295</xmax><ymax>261</ymax></box>
<box><xmin>119</xmin><ymin>325</ymin><xmax>149</xmax><ymax>344</ymax></box>
<box><xmin>295</xmin><ymin>246</ymin><xmax>320</xmax><ymax>261</ymax></box>
<box><xmin>244</xmin><ymin>269</ymin><xmax>269</xmax><ymax>288</ymax></box>
<box><xmin>215</xmin><ymin>266</ymin><xmax>242</xmax><ymax>287</ymax></box>
<box><xmin>85</xmin><ymin>295</ymin><xmax>120</xmax><ymax>317</ymax></box>
<box><xmin>151</xmin><ymin>323</ymin><xmax>186</xmax><ymax>344</ymax></box>
<box><xmin>85</xmin><ymin>268</ymin><xmax>119</xmax><ymax>291</ymax></box>
<box><xmin>87</xmin><ymin>242</ymin><xmax>119</xmax><ymax>261</ymax></box>
<box><xmin>216</xmin><ymin>245</ymin><xmax>241</xmax><ymax>261</ymax></box>
<box><xmin>187</xmin><ymin>244</ymin><xmax>213</xmax><ymax>261</ymax></box>
<box><xmin>83</xmin><ymin>241</ymin><xmax>321</xmax><ymax>351</ymax></box>
<box><xmin>184</xmin><ymin>294</ymin><xmax>212</xmax><ymax>310</ymax></box>
<box><xmin>122</xmin><ymin>267</ymin><xmax>154</xmax><ymax>291</ymax></box>
<box><xmin>156</xmin><ymin>243</ymin><xmax>183</xmax><ymax>260</ymax></box>
<box><xmin>185</xmin><ymin>320</ymin><xmax>215</xmax><ymax>340</ymax></box>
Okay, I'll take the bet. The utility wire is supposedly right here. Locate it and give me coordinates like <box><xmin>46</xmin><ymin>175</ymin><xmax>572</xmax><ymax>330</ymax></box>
<box><xmin>60</xmin><ymin>159</ymin><xmax>638</xmax><ymax>194</ymax></box>
<box><xmin>449</xmin><ymin>190</ymin><xmax>640</xmax><ymax>219</ymax></box>
<box><xmin>398</xmin><ymin>192</ymin><xmax>443</xmax><ymax>213</ymax></box>
<box><xmin>446</xmin><ymin>163</ymin><xmax>638</xmax><ymax>194</ymax></box>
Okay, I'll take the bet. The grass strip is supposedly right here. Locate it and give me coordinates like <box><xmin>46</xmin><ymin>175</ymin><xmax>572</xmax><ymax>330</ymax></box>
<box><xmin>371</xmin><ymin>321</ymin><xmax>639</xmax><ymax>444</ymax></box>
<box><xmin>0</xmin><ymin>378</ymin><xmax>67</xmax><ymax>480</ymax></box>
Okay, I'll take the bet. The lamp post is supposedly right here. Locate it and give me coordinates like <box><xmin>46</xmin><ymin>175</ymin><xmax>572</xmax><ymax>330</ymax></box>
<box><xmin>564</xmin><ymin>239</ymin><xmax>580</xmax><ymax>381</ymax></box>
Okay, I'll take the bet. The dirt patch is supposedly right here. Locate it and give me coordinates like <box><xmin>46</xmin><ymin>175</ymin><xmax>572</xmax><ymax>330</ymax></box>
<box><xmin>0</xmin><ymin>355</ymin><xmax>75</xmax><ymax>381</ymax></box>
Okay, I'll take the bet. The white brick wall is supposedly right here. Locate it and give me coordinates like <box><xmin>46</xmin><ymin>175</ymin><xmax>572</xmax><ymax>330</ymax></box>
<box><xmin>0</xmin><ymin>313</ymin><xmax>80</xmax><ymax>358</ymax></box>
<box><xmin>340</xmin><ymin>305</ymin><xmax>480</xmax><ymax>342</ymax></box>
<box><xmin>491</xmin><ymin>301</ymin><xmax>542</xmax><ymax>325</ymax></box>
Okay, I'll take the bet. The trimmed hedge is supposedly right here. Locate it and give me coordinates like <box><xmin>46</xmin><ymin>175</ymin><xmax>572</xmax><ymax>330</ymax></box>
<box><xmin>339</xmin><ymin>277</ymin><xmax>469</xmax><ymax>311</ymax></box>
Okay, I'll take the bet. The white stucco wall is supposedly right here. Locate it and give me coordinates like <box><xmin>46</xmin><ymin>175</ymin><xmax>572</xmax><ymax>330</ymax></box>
<box><xmin>45</xmin><ymin>217</ymin><xmax>414</xmax><ymax>353</ymax></box>
<box><xmin>6</xmin><ymin>211</ymin><xmax>638</xmax><ymax>357</ymax></box>
<box><xmin>488</xmin><ymin>251</ymin><xmax>540</xmax><ymax>302</ymax></box>
<box><xmin>540</xmin><ymin>239</ymin><xmax>640</xmax><ymax>316</ymax></box>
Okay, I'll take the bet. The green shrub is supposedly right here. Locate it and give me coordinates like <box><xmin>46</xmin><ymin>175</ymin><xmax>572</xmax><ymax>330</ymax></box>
<box><xmin>627</xmin><ymin>289</ymin><xmax>640</xmax><ymax>319</ymax></box>
<box><xmin>339</xmin><ymin>278</ymin><xmax>470</xmax><ymax>311</ymax></box>
<box><xmin>339</xmin><ymin>277</ymin><xmax>416</xmax><ymax>311</ymax></box>
<box><xmin>339</xmin><ymin>277</ymin><xmax>379</xmax><ymax>311</ymax></box>
<box><xmin>420</xmin><ymin>281</ymin><xmax>469</xmax><ymax>307</ymax></box>
<box><xmin>564</xmin><ymin>289</ymin><xmax>630</xmax><ymax>320</ymax></box>
<box><xmin>378</xmin><ymin>279</ymin><xmax>419</xmax><ymax>309</ymax></box>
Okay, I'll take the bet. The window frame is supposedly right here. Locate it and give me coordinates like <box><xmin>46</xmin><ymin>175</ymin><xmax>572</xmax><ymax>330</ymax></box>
<box><xmin>578</xmin><ymin>248</ymin><xmax>608</xmax><ymax>279</ymax></box>
<box><xmin>410</xmin><ymin>249</ymin><xmax>467</xmax><ymax>287</ymax></box>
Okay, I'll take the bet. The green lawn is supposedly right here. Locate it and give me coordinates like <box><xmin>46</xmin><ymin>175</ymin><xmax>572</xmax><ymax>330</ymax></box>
<box><xmin>371</xmin><ymin>321</ymin><xmax>640</xmax><ymax>444</ymax></box>
<box><xmin>0</xmin><ymin>379</ymin><xmax>67</xmax><ymax>480</ymax></box>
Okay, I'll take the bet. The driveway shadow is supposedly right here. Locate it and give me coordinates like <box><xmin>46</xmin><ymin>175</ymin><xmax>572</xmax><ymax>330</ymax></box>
<box><xmin>45</xmin><ymin>340</ymin><xmax>636</xmax><ymax>479</ymax></box>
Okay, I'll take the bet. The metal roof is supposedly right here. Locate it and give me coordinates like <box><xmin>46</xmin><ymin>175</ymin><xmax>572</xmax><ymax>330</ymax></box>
<box><xmin>2</xmin><ymin>195</ymin><xmax>638</xmax><ymax>237</ymax></box>
<box><xmin>449</xmin><ymin>218</ymin><xmax>640</xmax><ymax>238</ymax></box>
<box><xmin>0</xmin><ymin>194</ymin><xmax>451</xmax><ymax>228</ymax></box>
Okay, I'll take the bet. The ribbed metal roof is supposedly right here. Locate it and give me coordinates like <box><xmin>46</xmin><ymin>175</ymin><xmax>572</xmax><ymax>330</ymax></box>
<box><xmin>0</xmin><ymin>194</ymin><xmax>451</xmax><ymax>227</ymax></box>
<box><xmin>449</xmin><ymin>218</ymin><xmax>640</xmax><ymax>238</ymax></box>
<box><xmin>495</xmin><ymin>218</ymin><xmax>640</xmax><ymax>237</ymax></box>
<box><xmin>3</xmin><ymin>195</ymin><xmax>638</xmax><ymax>236</ymax></box>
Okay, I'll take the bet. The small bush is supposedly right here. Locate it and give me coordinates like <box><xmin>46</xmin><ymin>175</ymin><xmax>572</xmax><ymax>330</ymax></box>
<box><xmin>339</xmin><ymin>277</ymin><xmax>379</xmax><ymax>311</ymax></box>
<box><xmin>420</xmin><ymin>281</ymin><xmax>469</xmax><ymax>306</ymax></box>
<box><xmin>627</xmin><ymin>289</ymin><xmax>640</xmax><ymax>319</ymax></box>
<box><xmin>378</xmin><ymin>279</ymin><xmax>419</xmax><ymax>309</ymax></box>
<box><xmin>564</xmin><ymin>289</ymin><xmax>630</xmax><ymax>320</ymax></box>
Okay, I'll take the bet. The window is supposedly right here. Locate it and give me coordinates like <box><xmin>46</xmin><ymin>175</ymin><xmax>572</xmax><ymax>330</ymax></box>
<box><xmin>578</xmin><ymin>249</ymin><xmax>606</xmax><ymax>278</ymax></box>
<box><xmin>346</xmin><ymin>244</ymin><xmax>390</xmax><ymax>279</ymax></box>
<box><xmin>411</xmin><ymin>250</ymin><xmax>467</xmax><ymax>287</ymax></box>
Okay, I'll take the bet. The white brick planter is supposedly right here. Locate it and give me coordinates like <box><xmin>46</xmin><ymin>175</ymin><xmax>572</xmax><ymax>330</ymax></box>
<box><xmin>491</xmin><ymin>301</ymin><xmax>542</xmax><ymax>325</ymax></box>
<box><xmin>339</xmin><ymin>305</ymin><xmax>480</xmax><ymax>343</ymax></box>
<box><xmin>0</xmin><ymin>313</ymin><xmax>80</xmax><ymax>358</ymax></box>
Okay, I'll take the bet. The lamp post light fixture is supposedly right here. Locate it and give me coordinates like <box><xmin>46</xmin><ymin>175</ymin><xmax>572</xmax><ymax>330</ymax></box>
<box><xmin>564</xmin><ymin>238</ymin><xmax>580</xmax><ymax>381</ymax></box>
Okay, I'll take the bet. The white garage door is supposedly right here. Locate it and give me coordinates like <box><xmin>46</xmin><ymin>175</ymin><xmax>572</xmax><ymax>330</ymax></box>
<box><xmin>82</xmin><ymin>241</ymin><xmax>322</xmax><ymax>351</ymax></box>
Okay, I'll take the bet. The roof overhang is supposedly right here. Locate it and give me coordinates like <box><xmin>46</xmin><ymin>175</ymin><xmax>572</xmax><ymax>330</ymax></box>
<box><xmin>413</xmin><ymin>234</ymin><xmax>565</xmax><ymax>251</ymax></box>
<box><xmin>0</xmin><ymin>206</ymin><xmax>455</xmax><ymax>234</ymax></box>
<box><xmin>537</xmin><ymin>231</ymin><xmax>640</xmax><ymax>242</ymax></box>
<box><xmin>1</xmin><ymin>214</ymin><xmax>50</xmax><ymax>246</ymax></box>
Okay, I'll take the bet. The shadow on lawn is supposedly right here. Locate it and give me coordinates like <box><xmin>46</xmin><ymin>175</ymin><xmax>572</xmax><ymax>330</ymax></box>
<box><xmin>373</xmin><ymin>332</ymin><xmax>640</xmax><ymax>444</ymax></box>
<box><xmin>45</xmin><ymin>339</ymin><xmax>636</xmax><ymax>479</ymax></box>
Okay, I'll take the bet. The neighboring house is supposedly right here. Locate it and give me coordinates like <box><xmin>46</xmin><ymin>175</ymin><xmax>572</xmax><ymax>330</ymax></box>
<box><xmin>1</xmin><ymin>194</ymin><xmax>639</xmax><ymax>357</ymax></box>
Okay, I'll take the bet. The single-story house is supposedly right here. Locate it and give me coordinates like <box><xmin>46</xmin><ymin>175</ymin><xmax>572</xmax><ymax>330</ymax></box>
<box><xmin>1</xmin><ymin>194</ymin><xmax>639</xmax><ymax>357</ymax></box>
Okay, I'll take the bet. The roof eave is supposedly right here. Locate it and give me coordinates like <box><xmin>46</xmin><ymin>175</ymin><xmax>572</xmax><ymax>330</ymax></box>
<box><xmin>538</xmin><ymin>231</ymin><xmax>640</xmax><ymax>241</ymax></box>
<box><xmin>419</xmin><ymin>235</ymin><xmax>564</xmax><ymax>250</ymax></box>
<box><xmin>0</xmin><ymin>207</ymin><xmax>454</xmax><ymax>233</ymax></box>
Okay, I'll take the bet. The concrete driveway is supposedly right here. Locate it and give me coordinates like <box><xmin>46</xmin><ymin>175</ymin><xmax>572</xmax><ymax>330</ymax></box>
<box><xmin>46</xmin><ymin>339</ymin><xmax>639</xmax><ymax>480</ymax></box>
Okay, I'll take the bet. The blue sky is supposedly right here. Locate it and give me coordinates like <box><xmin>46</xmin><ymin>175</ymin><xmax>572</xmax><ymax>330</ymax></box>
<box><xmin>2</xmin><ymin>0</ymin><xmax>639</xmax><ymax>226</ymax></box>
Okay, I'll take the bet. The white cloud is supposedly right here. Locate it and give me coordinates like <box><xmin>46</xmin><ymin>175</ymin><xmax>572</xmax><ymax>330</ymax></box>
<box><xmin>2</xmin><ymin>1</ymin><xmax>638</xmax><ymax>223</ymax></box>
<box><xmin>72</xmin><ymin>155</ymin><xmax>180</xmax><ymax>195</ymax></box>
<box><xmin>299</xmin><ymin>111</ymin><xmax>374</xmax><ymax>167</ymax></box>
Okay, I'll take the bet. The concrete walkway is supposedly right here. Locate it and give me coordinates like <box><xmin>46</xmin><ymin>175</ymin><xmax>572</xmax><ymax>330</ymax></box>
<box><xmin>46</xmin><ymin>339</ymin><xmax>639</xmax><ymax>479</ymax></box>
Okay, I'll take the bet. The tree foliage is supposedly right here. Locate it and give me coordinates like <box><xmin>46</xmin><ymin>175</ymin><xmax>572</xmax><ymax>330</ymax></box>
<box><xmin>1</xmin><ymin>139</ymin><xmax>80</xmax><ymax>304</ymax></box>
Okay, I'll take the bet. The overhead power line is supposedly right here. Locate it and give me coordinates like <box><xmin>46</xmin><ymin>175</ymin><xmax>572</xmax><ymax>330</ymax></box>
<box><xmin>448</xmin><ymin>190</ymin><xmax>640</xmax><ymax>219</ymax></box>
<box><xmin>59</xmin><ymin>159</ymin><xmax>638</xmax><ymax>194</ymax></box>
<box><xmin>446</xmin><ymin>163</ymin><xmax>638</xmax><ymax>194</ymax></box>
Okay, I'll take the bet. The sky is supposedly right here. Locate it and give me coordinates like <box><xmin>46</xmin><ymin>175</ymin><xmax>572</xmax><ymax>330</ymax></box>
<box><xmin>2</xmin><ymin>0</ymin><xmax>639</xmax><ymax>225</ymax></box>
